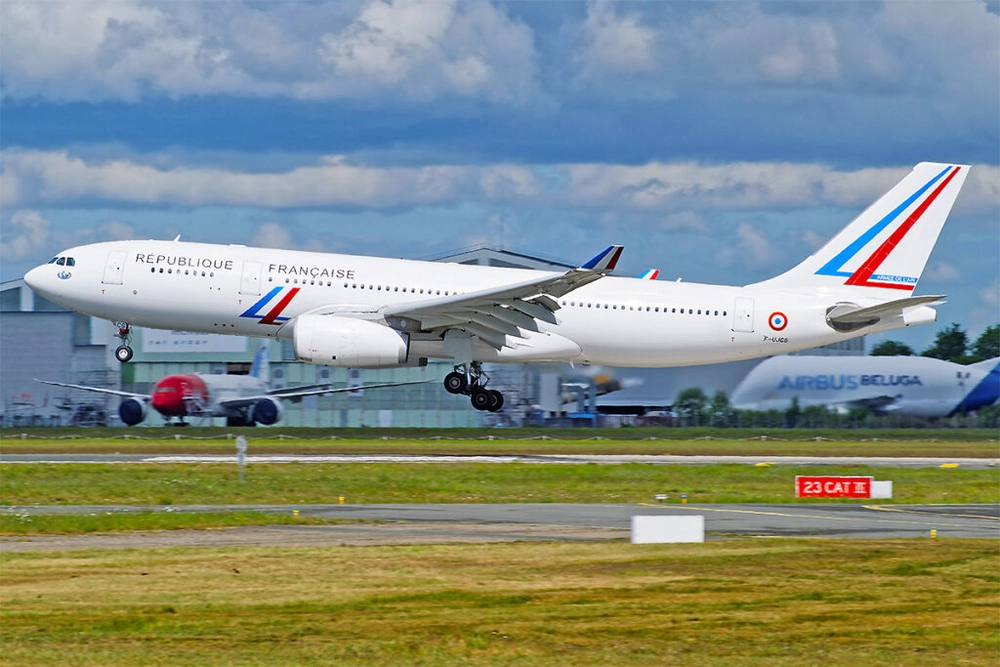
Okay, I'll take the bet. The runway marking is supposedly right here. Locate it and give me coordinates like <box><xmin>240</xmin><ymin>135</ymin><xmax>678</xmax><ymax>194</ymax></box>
<box><xmin>637</xmin><ymin>503</ymin><xmax>989</xmax><ymax>530</ymax></box>
<box><xmin>864</xmin><ymin>505</ymin><xmax>1000</xmax><ymax>521</ymax></box>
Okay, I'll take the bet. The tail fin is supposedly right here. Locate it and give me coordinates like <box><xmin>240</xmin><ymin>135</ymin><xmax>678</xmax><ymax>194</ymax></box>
<box><xmin>752</xmin><ymin>162</ymin><xmax>969</xmax><ymax>295</ymax></box>
<box><xmin>249</xmin><ymin>341</ymin><xmax>270</xmax><ymax>382</ymax></box>
<box><xmin>952</xmin><ymin>358</ymin><xmax>1000</xmax><ymax>414</ymax></box>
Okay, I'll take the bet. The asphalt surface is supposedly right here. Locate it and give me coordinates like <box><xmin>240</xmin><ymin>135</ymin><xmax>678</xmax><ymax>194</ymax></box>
<box><xmin>3</xmin><ymin>453</ymin><xmax>995</xmax><ymax>551</ymax></box>
<box><xmin>3</xmin><ymin>453</ymin><xmax>998</xmax><ymax>468</ymax></box>
<box><xmin>1</xmin><ymin>503</ymin><xmax>996</xmax><ymax>551</ymax></box>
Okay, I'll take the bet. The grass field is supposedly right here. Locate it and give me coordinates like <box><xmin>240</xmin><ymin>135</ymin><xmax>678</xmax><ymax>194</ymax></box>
<box><xmin>1</xmin><ymin>461</ymin><xmax>997</xmax><ymax>534</ymax></box>
<box><xmin>2</xmin><ymin>539</ymin><xmax>998</xmax><ymax>666</ymax></box>
<box><xmin>1</xmin><ymin>432</ymin><xmax>998</xmax><ymax>664</ymax></box>
<box><xmin>2</xmin><ymin>428</ymin><xmax>998</xmax><ymax>457</ymax></box>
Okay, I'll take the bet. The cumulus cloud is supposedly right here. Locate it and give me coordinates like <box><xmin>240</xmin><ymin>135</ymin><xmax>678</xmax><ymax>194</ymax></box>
<box><xmin>317</xmin><ymin>0</ymin><xmax>539</xmax><ymax>103</ymax></box>
<box><xmin>250</xmin><ymin>222</ymin><xmax>296</xmax><ymax>250</ymax></box>
<box><xmin>922</xmin><ymin>261</ymin><xmax>962</xmax><ymax>284</ymax></box>
<box><xmin>1</xmin><ymin>0</ymin><xmax>257</xmax><ymax>101</ymax></box>
<box><xmin>96</xmin><ymin>219</ymin><xmax>137</xmax><ymax>241</ymax></box>
<box><xmin>0</xmin><ymin>0</ymin><xmax>540</xmax><ymax>104</ymax></box>
<box><xmin>576</xmin><ymin>1</ymin><xmax>657</xmax><ymax>79</ymax></box>
<box><xmin>0</xmin><ymin>210</ymin><xmax>52</xmax><ymax>260</ymax></box>
<box><xmin>715</xmin><ymin>221</ymin><xmax>778</xmax><ymax>270</ymax></box>
<box><xmin>4</xmin><ymin>150</ymin><xmax>998</xmax><ymax>217</ymax></box>
<box><xmin>563</xmin><ymin>1</ymin><xmax>997</xmax><ymax>109</ymax></box>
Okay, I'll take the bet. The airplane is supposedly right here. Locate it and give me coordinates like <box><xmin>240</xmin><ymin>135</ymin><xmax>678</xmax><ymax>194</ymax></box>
<box><xmin>23</xmin><ymin>162</ymin><xmax>969</xmax><ymax>412</ymax></box>
<box><xmin>730</xmin><ymin>355</ymin><xmax>1000</xmax><ymax>418</ymax></box>
<box><xmin>35</xmin><ymin>343</ymin><xmax>420</xmax><ymax>426</ymax></box>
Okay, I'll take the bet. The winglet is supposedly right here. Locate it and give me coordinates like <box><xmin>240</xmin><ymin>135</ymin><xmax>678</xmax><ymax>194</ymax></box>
<box><xmin>581</xmin><ymin>245</ymin><xmax>624</xmax><ymax>272</ymax></box>
<box><xmin>638</xmin><ymin>269</ymin><xmax>659</xmax><ymax>280</ymax></box>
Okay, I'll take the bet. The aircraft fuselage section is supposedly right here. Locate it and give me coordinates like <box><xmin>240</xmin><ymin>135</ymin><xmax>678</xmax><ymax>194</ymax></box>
<box><xmin>26</xmin><ymin>239</ymin><xmax>878</xmax><ymax>368</ymax></box>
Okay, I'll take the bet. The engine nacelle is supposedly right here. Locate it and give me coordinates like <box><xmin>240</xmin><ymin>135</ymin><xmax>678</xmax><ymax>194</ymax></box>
<box><xmin>119</xmin><ymin>398</ymin><xmax>148</xmax><ymax>426</ymax></box>
<box><xmin>251</xmin><ymin>397</ymin><xmax>284</xmax><ymax>426</ymax></box>
<box><xmin>294</xmin><ymin>314</ymin><xmax>409</xmax><ymax>367</ymax></box>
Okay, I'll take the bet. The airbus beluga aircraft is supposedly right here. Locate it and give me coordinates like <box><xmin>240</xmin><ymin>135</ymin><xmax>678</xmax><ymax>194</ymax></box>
<box><xmin>36</xmin><ymin>343</ymin><xmax>419</xmax><ymax>426</ymax></box>
<box><xmin>24</xmin><ymin>162</ymin><xmax>969</xmax><ymax>412</ymax></box>
<box><xmin>730</xmin><ymin>355</ymin><xmax>1000</xmax><ymax>418</ymax></box>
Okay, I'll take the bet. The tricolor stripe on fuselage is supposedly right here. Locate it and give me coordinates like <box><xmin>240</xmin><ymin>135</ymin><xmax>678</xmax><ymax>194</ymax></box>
<box><xmin>240</xmin><ymin>286</ymin><xmax>300</xmax><ymax>324</ymax></box>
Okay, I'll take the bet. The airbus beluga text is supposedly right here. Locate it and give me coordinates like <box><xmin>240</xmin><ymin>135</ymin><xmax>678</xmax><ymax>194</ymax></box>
<box><xmin>36</xmin><ymin>343</ymin><xmax>420</xmax><ymax>426</ymax></box>
<box><xmin>24</xmin><ymin>162</ymin><xmax>969</xmax><ymax>412</ymax></box>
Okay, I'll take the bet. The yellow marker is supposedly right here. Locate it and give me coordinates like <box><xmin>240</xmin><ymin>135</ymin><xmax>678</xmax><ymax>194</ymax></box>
<box><xmin>939</xmin><ymin>463</ymin><xmax>960</xmax><ymax>469</ymax></box>
<box><xmin>931</xmin><ymin>528</ymin><xmax>937</xmax><ymax>539</ymax></box>
<box><xmin>293</xmin><ymin>509</ymin><xmax>299</xmax><ymax>517</ymax></box>
<box><xmin>682</xmin><ymin>493</ymin><xmax>688</xmax><ymax>505</ymax></box>
<box><xmin>339</xmin><ymin>495</ymin><xmax>345</xmax><ymax>504</ymax></box>
<box><xmin>754</xmin><ymin>462</ymin><xmax>773</xmax><ymax>467</ymax></box>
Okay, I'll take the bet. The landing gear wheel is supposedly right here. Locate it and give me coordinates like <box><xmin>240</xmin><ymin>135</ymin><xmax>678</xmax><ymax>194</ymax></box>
<box><xmin>113</xmin><ymin>322</ymin><xmax>134</xmax><ymax>363</ymax></box>
<box><xmin>486</xmin><ymin>389</ymin><xmax>504</xmax><ymax>413</ymax></box>
<box><xmin>444</xmin><ymin>372</ymin><xmax>467</xmax><ymax>395</ymax></box>
<box><xmin>470</xmin><ymin>389</ymin><xmax>492</xmax><ymax>411</ymax></box>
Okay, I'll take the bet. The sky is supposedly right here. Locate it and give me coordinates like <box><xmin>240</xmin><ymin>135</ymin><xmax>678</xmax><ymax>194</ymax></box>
<box><xmin>1</xmin><ymin>0</ymin><xmax>998</xmax><ymax>351</ymax></box>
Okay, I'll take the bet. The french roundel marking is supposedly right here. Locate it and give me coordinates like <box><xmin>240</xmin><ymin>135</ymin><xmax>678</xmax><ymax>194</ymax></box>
<box><xmin>768</xmin><ymin>311</ymin><xmax>788</xmax><ymax>331</ymax></box>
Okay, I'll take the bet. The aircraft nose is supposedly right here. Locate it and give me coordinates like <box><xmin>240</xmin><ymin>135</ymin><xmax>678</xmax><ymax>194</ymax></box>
<box><xmin>23</xmin><ymin>264</ymin><xmax>45</xmax><ymax>291</ymax></box>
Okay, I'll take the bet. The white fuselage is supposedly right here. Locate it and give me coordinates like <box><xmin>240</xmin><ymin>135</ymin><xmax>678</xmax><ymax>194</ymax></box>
<box><xmin>730</xmin><ymin>355</ymin><xmax>1000</xmax><ymax>418</ymax></box>
<box><xmin>25</xmin><ymin>240</ymin><xmax>910</xmax><ymax>368</ymax></box>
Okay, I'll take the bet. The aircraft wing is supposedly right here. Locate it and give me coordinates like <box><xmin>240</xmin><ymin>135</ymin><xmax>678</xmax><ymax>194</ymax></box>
<box><xmin>846</xmin><ymin>395</ymin><xmax>900</xmax><ymax>414</ymax></box>
<box><xmin>220</xmin><ymin>380</ymin><xmax>429</xmax><ymax>409</ymax></box>
<box><xmin>34</xmin><ymin>379</ymin><xmax>148</xmax><ymax>401</ymax></box>
<box><xmin>377</xmin><ymin>245</ymin><xmax>624</xmax><ymax>350</ymax></box>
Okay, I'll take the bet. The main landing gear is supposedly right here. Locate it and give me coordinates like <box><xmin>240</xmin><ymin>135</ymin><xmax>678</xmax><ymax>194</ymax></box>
<box><xmin>443</xmin><ymin>362</ymin><xmax>504</xmax><ymax>412</ymax></box>
<box><xmin>114</xmin><ymin>322</ymin><xmax>134</xmax><ymax>363</ymax></box>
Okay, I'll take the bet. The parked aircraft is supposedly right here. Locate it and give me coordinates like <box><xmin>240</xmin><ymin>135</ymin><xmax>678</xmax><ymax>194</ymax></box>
<box><xmin>36</xmin><ymin>344</ymin><xmax>419</xmax><ymax>425</ymax></box>
<box><xmin>24</xmin><ymin>162</ymin><xmax>969</xmax><ymax>412</ymax></box>
<box><xmin>730</xmin><ymin>355</ymin><xmax>1000</xmax><ymax>418</ymax></box>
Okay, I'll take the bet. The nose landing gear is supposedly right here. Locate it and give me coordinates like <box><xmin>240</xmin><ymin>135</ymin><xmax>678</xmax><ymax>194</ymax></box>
<box><xmin>114</xmin><ymin>322</ymin><xmax>134</xmax><ymax>363</ymax></box>
<box><xmin>443</xmin><ymin>362</ymin><xmax>504</xmax><ymax>412</ymax></box>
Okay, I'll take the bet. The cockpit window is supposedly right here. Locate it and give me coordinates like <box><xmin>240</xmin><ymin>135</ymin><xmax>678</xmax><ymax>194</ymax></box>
<box><xmin>56</xmin><ymin>258</ymin><xmax>66</xmax><ymax>266</ymax></box>
<box><xmin>66</xmin><ymin>258</ymin><xmax>75</xmax><ymax>266</ymax></box>
<box><xmin>48</xmin><ymin>256</ymin><xmax>76</xmax><ymax>266</ymax></box>
<box><xmin>48</xmin><ymin>257</ymin><xmax>59</xmax><ymax>264</ymax></box>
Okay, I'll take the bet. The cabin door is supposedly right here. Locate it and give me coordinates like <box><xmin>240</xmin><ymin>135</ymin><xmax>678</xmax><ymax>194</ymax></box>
<box><xmin>240</xmin><ymin>261</ymin><xmax>262</xmax><ymax>296</ymax></box>
<box><xmin>732</xmin><ymin>297</ymin><xmax>755</xmax><ymax>333</ymax></box>
<box><xmin>102</xmin><ymin>250</ymin><xmax>127</xmax><ymax>285</ymax></box>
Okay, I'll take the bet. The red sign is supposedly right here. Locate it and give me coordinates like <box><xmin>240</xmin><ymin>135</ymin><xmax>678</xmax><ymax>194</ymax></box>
<box><xmin>795</xmin><ymin>476</ymin><xmax>872</xmax><ymax>499</ymax></box>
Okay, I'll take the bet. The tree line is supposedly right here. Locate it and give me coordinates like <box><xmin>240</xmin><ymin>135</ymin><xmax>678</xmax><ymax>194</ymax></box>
<box><xmin>870</xmin><ymin>323</ymin><xmax>999</xmax><ymax>364</ymax></box>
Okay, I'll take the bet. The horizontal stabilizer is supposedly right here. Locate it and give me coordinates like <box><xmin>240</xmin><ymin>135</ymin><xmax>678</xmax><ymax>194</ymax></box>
<box><xmin>826</xmin><ymin>295</ymin><xmax>944</xmax><ymax>332</ymax></box>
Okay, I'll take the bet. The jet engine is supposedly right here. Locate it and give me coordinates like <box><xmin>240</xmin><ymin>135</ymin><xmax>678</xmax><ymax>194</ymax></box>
<box><xmin>119</xmin><ymin>398</ymin><xmax>147</xmax><ymax>426</ymax></box>
<box><xmin>251</xmin><ymin>397</ymin><xmax>284</xmax><ymax>426</ymax></box>
<box><xmin>293</xmin><ymin>314</ymin><xmax>409</xmax><ymax>367</ymax></box>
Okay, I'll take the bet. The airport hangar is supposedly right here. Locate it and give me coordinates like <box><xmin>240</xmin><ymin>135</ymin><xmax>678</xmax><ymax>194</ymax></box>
<box><xmin>0</xmin><ymin>247</ymin><xmax>861</xmax><ymax>428</ymax></box>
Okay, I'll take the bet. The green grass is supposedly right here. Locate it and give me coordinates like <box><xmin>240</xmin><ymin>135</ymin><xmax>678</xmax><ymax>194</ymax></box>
<box><xmin>1</xmin><ymin>539</ymin><xmax>997</xmax><ymax>665</ymax></box>
<box><xmin>0</xmin><ymin>511</ymin><xmax>346</xmax><ymax>535</ymax></box>
<box><xmin>2</xmin><ymin>463</ymin><xmax>997</xmax><ymax>512</ymax></box>
<box><xmin>2</xmin><ymin>428</ymin><xmax>998</xmax><ymax>457</ymax></box>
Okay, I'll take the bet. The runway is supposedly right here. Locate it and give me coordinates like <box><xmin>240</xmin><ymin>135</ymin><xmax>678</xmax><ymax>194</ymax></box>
<box><xmin>3</xmin><ymin>453</ymin><xmax>997</xmax><ymax>468</ymax></box>
<box><xmin>2</xmin><ymin>503</ymin><xmax>996</xmax><ymax>552</ymax></box>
